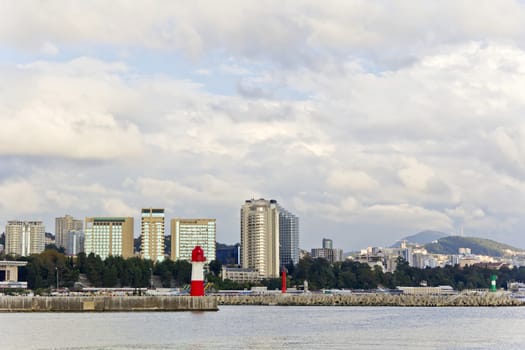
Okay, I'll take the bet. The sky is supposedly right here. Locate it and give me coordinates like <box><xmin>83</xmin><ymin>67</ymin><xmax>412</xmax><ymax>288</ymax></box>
<box><xmin>2</xmin><ymin>1</ymin><xmax>525</xmax><ymax>251</ymax></box>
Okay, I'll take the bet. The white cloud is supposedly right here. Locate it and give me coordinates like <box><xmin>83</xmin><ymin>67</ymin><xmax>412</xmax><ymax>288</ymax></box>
<box><xmin>0</xmin><ymin>58</ymin><xmax>143</xmax><ymax>160</ymax></box>
<box><xmin>2</xmin><ymin>1</ymin><xmax>525</xmax><ymax>66</ymax></box>
<box><xmin>4</xmin><ymin>4</ymin><xmax>525</xmax><ymax>249</ymax></box>
<box><xmin>102</xmin><ymin>198</ymin><xmax>136</xmax><ymax>217</ymax></box>
<box><xmin>39</xmin><ymin>41</ymin><xmax>59</xmax><ymax>56</ymax></box>
<box><xmin>398</xmin><ymin>158</ymin><xmax>435</xmax><ymax>191</ymax></box>
<box><xmin>0</xmin><ymin>180</ymin><xmax>41</xmax><ymax>214</ymax></box>
<box><xmin>327</xmin><ymin>170</ymin><xmax>379</xmax><ymax>191</ymax></box>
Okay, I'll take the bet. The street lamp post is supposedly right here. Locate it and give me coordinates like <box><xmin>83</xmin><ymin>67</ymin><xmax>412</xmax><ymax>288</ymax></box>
<box><xmin>149</xmin><ymin>268</ymin><xmax>153</xmax><ymax>289</ymax></box>
<box><xmin>55</xmin><ymin>266</ymin><xmax>59</xmax><ymax>290</ymax></box>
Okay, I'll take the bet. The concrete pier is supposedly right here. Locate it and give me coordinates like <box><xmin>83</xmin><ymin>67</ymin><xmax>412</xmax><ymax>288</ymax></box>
<box><xmin>217</xmin><ymin>293</ymin><xmax>525</xmax><ymax>307</ymax></box>
<box><xmin>0</xmin><ymin>296</ymin><xmax>218</xmax><ymax>312</ymax></box>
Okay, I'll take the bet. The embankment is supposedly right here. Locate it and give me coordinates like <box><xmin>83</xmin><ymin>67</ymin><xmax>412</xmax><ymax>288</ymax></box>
<box><xmin>217</xmin><ymin>293</ymin><xmax>524</xmax><ymax>307</ymax></box>
<box><xmin>0</xmin><ymin>296</ymin><xmax>218</xmax><ymax>312</ymax></box>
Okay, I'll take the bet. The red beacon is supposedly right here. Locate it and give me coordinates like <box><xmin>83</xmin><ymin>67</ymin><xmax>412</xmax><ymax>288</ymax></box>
<box><xmin>190</xmin><ymin>246</ymin><xmax>206</xmax><ymax>296</ymax></box>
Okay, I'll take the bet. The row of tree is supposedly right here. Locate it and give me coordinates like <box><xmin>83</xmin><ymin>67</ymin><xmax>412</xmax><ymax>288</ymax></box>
<box><xmin>282</xmin><ymin>256</ymin><xmax>525</xmax><ymax>291</ymax></box>
<box><xmin>3</xmin><ymin>248</ymin><xmax>525</xmax><ymax>291</ymax></box>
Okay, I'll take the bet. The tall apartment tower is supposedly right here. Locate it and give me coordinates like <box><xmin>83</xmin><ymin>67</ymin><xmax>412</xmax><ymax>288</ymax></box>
<box><xmin>240</xmin><ymin>198</ymin><xmax>280</xmax><ymax>279</ymax></box>
<box><xmin>5</xmin><ymin>221</ymin><xmax>45</xmax><ymax>256</ymax></box>
<box><xmin>55</xmin><ymin>215</ymin><xmax>83</xmax><ymax>251</ymax></box>
<box><xmin>171</xmin><ymin>218</ymin><xmax>216</xmax><ymax>262</ymax></box>
<box><xmin>279</xmin><ymin>206</ymin><xmax>299</xmax><ymax>269</ymax></box>
<box><xmin>322</xmin><ymin>238</ymin><xmax>333</xmax><ymax>249</ymax></box>
<box><xmin>141</xmin><ymin>208</ymin><xmax>165</xmax><ymax>262</ymax></box>
<box><xmin>84</xmin><ymin>217</ymin><xmax>134</xmax><ymax>260</ymax></box>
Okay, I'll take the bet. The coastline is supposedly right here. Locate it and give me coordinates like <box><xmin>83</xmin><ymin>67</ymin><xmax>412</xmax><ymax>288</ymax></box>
<box><xmin>216</xmin><ymin>293</ymin><xmax>525</xmax><ymax>307</ymax></box>
<box><xmin>0</xmin><ymin>295</ymin><xmax>218</xmax><ymax>312</ymax></box>
<box><xmin>1</xmin><ymin>292</ymin><xmax>523</xmax><ymax>312</ymax></box>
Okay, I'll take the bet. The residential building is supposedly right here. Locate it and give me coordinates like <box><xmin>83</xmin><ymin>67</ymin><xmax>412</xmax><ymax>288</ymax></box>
<box><xmin>221</xmin><ymin>266</ymin><xmax>259</xmax><ymax>283</ymax></box>
<box><xmin>55</xmin><ymin>215</ymin><xmax>83</xmax><ymax>251</ymax></box>
<box><xmin>45</xmin><ymin>232</ymin><xmax>55</xmax><ymax>246</ymax></box>
<box><xmin>140</xmin><ymin>208</ymin><xmax>165</xmax><ymax>262</ymax></box>
<box><xmin>240</xmin><ymin>198</ymin><xmax>280</xmax><ymax>279</ymax></box>
<box><xmin>311</xmin><ymin>238</ymin><xmax>343</xmax><ymax>263</ymax></box>
<box><xmin>279</xmin><ymin>206</ymin><xmax>299</xmax><ymax>269</ymax></box>
<box><xmin>5</xmin><ymin>221</ymin><xmax>45</xmax><ymax>256</ymax></box>
<box><xmin>311</xmin><ymin>247</ymin><xmax>343</xmax><ymax>263</ymax></box>
<box><xmin>66</xmin><ymin>230</ymin><xmax>84</xmax><ymax>256</ymax></box>
<box><xmin>84</xmin><ymin>217</ymin><xmax>134</xmax><ymax>260</ymax></box>
<box><xmin>171</xmin><ymin>218</ymin><xmax>216</xmax><ymax>262</ymax></box>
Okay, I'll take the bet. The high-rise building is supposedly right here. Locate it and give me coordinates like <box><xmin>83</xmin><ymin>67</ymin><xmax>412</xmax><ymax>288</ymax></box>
<box><xmin>322</xmin><ymin>238</ymin><xmax>333</xmax><ymax>249</ymax></box>
<box><xmin>55</xmin><ymin>215</ymin><xmax>83</xmax><ymax>251</ymax></box>
<box><xmin>66</xmin><ymin>230</ymin><xmax>84</xmax><ymax>256</ymax></box>
<box><xmin>171</xmin><ymin>218</ymin><xmax>216</xmax><ymax>262</ymax></box>
<box><xmin>140</xmin><ymin>208</ymin><xmax>165</xmax><ymax>262</ymax></box>
<box><xmin>84</xmin><ymin>217</ymin><xmax>134</xmax><ymax>260</ymax></box>
<box><xmin>279</xmin><ymin>206</ymin><xmax>299</xmax><ymax>269</ymax></box>
<box><xmin>240</xmin><ymin>198</ymin><xmax>280</xmax><ymax>279</ymax></box>
<box><xmin>5</xmin><ymin>221</ymin><xmax>45</xmax><ymax>256</ymax></box>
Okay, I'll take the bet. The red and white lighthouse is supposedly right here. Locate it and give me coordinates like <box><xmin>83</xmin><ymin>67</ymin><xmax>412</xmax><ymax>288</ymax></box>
<box><xmin>190</xmin><ymin>246</ymin><xmax>206</xmax><ymax>296</ymax></box>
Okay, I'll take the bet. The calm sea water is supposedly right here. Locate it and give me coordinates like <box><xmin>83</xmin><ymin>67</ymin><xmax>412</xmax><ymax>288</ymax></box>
<box><xmin>1</xmin><ymin>306</ymin><xmax>524</xmax><ymax>349</ymax></box>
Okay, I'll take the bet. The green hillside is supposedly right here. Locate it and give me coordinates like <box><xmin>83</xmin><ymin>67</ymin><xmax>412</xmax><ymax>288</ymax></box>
<box><xmin>425</xmin><ymin>236</ymin><xmax>524</xmax><ymax>257</ymax></box>
<box><xmin>391</xmin><ymin>230</ymin><xmax>447</xmax><ymax>247</ymax></box>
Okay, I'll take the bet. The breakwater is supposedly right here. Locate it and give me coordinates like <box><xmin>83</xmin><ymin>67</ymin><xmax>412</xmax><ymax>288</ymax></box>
<box><xmin>217</xmin><ymin>293</ymin><xmax>525</xmax><ymax>307</ymax></box>
<box><xmin>0</xmin><ymin>296</ymin><xmax>218</xmax><ymax>312</ymax></box>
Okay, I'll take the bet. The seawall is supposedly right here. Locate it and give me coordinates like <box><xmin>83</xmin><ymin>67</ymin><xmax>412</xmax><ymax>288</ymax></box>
<box><xmin>0</xmin><ymin>296</ymin><xmax>218</xmax><ymax>312</ymax></box>
<box><xmin>217</xmin><ymin>293</ymin><xmax>525</xmax><ymax>307</ymax></box>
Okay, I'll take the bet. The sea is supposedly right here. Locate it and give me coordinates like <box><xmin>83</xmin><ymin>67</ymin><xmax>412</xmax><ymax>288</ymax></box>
<box><xmin>1</xmin><ymin>305</ymin><xmax>524</xmax><ymax>349</ymax></box>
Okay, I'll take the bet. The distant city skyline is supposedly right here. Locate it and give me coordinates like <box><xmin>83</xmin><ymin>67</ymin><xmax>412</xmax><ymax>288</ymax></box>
<box><xmin>3</xmin><ymin>2</ymin><xmax>525</xmax><ymax>250</ymax></box>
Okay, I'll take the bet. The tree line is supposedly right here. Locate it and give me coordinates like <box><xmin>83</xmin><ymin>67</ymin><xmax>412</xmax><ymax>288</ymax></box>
<box><xmin>3</xmin><ymin>248</ymin><xmax>525</xmax><ymax>291</ymax></box>
<box><xmin>280</xmin><ymin>256</ymin><xmax>525</xmax><ymax>291</ymax></box>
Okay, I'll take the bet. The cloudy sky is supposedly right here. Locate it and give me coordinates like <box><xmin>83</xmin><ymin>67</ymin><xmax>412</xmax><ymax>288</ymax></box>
<box><xmin>3</xmin><ymin>1</ymin><xmax>525</xmax><ymax>251</ymax></box>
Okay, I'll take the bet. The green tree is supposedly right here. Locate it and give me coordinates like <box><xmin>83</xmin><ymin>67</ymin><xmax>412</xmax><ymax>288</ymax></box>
<box><xmin>172</xmin><ymin>260</ymin><xmax>192</xmax><ymax>286</ymax></box>
<box><xmin>208</xmin><ymin>260</ymin><xmax>222</xmax><ymax>277</ymax></box>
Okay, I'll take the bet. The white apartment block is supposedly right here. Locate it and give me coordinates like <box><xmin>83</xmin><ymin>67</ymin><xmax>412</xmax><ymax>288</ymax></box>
<box><xmin>5</xmin><ymin>221</ymin><xmax>45</xmax><ymax>256</ymax></box>
<box><xmin>241</xmin><ymin>199</ymin><xmax>280</xmax><ymax>279</ymax></box>
<box><xmin>171</xmin><ymin>218</ymin><xmax>216</xmax><ymax>262</ymax></box>
<box><xmin>84</xmin><ymin>217</ymin><xmax>134</xmax><ymax>260</ymax></box>
<box><xmin>141</xmin><ymin>208</ymin><xmax>165</xmax><ymax>262</ymax></box>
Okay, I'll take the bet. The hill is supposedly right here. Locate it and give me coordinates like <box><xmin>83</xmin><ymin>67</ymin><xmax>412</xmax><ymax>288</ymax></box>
<box><xmin>391</xmin><ymin>230</ymin><xmax>447</xmax><ymax>247</ymax></box>
<box><xmin>424</xmin><ymin>236</ymin><xmax>525</xmax><ymax>257</ymax></box>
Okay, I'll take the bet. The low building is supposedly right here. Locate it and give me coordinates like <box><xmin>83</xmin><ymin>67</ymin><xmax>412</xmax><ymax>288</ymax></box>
<box><xmin>397</xmin><ymin>286</ymin><xmax>456</xmax><ymax>295</ymax></box>
<box><xmin>221</xmin><ymin>266</ymin><xmax>260</xmax><ymax>283</ymax></box>
<box><xmin>311</xmin><ymin>238</ymin><xmax>343</xmax><ymax>263</ymax></box>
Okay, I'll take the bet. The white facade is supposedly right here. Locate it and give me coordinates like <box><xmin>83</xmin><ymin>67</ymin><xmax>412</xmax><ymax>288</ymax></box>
<box><xmin>5</xmin><ymin>221</ymin><xmax>45</xmax><ymax>256</ymax></box>
<box><xmin>84</xmin><ymin>217</ymin><xmax>134</xmax><ymax>260</ymax></box>
<box><xmin>141</xmin><ymin>208</ymin><xmax>165</xmax><ymax>262</ymax></box>
<box><xmin>171</xmin><ymin>219</ymin><xmax>216</xmax><ymax>262</ymax></box>
<box><xmin>240</xmin><ymin>199</ymin><xmax>280</xmax><ymax>279</ymax></box>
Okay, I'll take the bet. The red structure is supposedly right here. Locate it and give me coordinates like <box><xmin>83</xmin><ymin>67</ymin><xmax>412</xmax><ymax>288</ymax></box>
<box><xmin>281</xmin><ymin>268</ymin><xmax>287</xmax><ymax>294</ymax></box>
<box><xmin>190</xmin><ymin>246</ymin><xmax>206</xmax><ymax>296</ymax></box>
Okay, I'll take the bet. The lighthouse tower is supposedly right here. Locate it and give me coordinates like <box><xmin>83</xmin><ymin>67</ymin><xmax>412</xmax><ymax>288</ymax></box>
<box><xmin>191</xmin><ymin>246</ymin><xmax>206</xmax><ymax>296</ymax></box>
